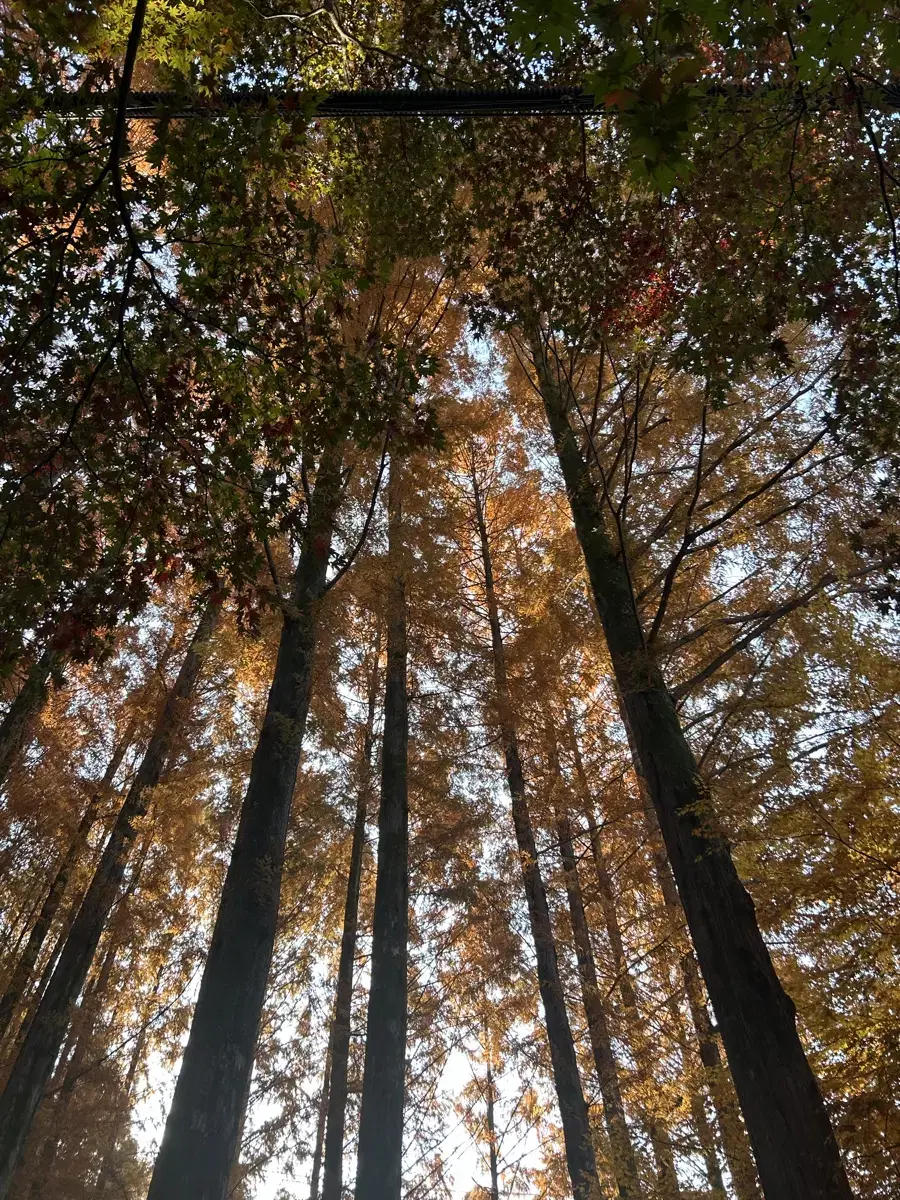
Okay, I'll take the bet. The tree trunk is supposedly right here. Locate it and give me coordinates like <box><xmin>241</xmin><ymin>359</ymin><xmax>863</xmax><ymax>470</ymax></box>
<box><xmin>0</xmin><ymin>727</ymin><xmax>134</xmax><ymax>1044</ymax></box>
<box><xmin>569</xmin><ymin>713</ymin><xmax>753</xmax><ymax>1200</ymax></box>
<box><xmin>0</xmin><ymin>595</ymin><xmax>221</xmax><ymax>1198</ymax></box>
<box><xmin>0</xmin><ymin>647</ymin><xmax>60</xmax><ymax>790</ymax></box>
<box><xmin>528</xmin><ymin>319</ymin><xmax>852</xmax><ymax>1200</ymax></box>
<box><xmin>486</xmin><ymin>1057</ymin><xmax>500</xmax><ymax>1200</ymax></box>
<box><xmin>471</xmin><ymin>462</ymin><xmax>599</xmax><ymax>1200</ymax></box>
<box><xmin>648</xmin><ymin>1120</ymin><xmax>681</xmax><ymax>1200</ymax></box>
<box><xmin>308</xmin><ymin>1039</ymin><xmax>332</xmax><ymax>1200</ymax></box>
<box><xmin>639</xmin><ymin>780</ymin><xmax>761</xmax><ymax>1200</ymax></box>
<box><xmin>25</xmin><ymin>847</ymin><xmax>146</xmax><ymax>1200</ymax></box>
<box><xmin>321</xmin><ymin>627</ymin><xmax>380</xmax><ymax>1200</ymax></box>
<box><xmin>555</xmin><ymin>811</ymin><xmax>643</xmax><ymax>1200</ymax></box>
<box><xmin>96</xmin><ymin>951</ymin><xmax>165</xmax><ymax>1197</ymax></box>
<box><xmin>147</xmin><ymin>452</ymin><xmax>343</xmax><ymax>1200</ymax></box>
<box><xmin>355</xmin><ymin>465</ymin><xmax>409</xmax><ymax>1200</ymax></box>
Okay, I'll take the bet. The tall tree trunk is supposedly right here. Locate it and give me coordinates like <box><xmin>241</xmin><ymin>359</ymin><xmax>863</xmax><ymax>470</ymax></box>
<box><xmin>569</xmin><ymin>712</ymin><xmax>756</xmax><ymax>1200</ymax></box>
<box><xmin>0</xmin><ymin>726</ymin><xmax>135</xmax><ymax>1044</ymax></box>
<box><xmin>683</xmin><ymin>1031</ymin><xmax>727</xmax><ymax>1199</ymax></box>
<box><xmin>648</xmin><ymin>1121</ymin><xmax>682</xmax><ymax>1200</ymax></box>
<box><xmin>0</xmin><ymin>647</ymin><xmax>60</xmax><ymax>790</ymax></box>
<box><xmin>355</xmin><ymin>465</ymin><xmax>409</xmax><ymax>1200</ymax></box>
<box><xmin>486</xmin><ymin>1056</ymin><xmax>500</xmax><ymax>1200</ymax></box>
<box><xmin>555</xmin><ymin>809</ymin><xmax>643</xmax><ymax>1200</ymax></box>
<box><xmin>471</xmin><ymin>463</ymin><xmax>599</xmax><ymax>1200</ymax></box>
<box><xmin>308</xmin><ymin>1041</ymin><xmax>332</xmax><ymax>1200</ymax></box>
<box><xmin>147</xmin><ymin>452</ymin><xmax>343</xmax><ymax>1200</ymax></box>
<box><xmin>96</xmin><ymin>946</ymin><xmax>167</xmax><ymax>1197</ymax></box>
<box><xmin>528</xmin><ymin>319</ymin><xmax>851</xmax><ymax>1200</ymax></box>
<box><xmin>25</xmin><ymin>844</ymin><xmax>146</xmax><ymax>1200</ymax></box>
<box><xmin>0</xmin><ymin>595</ymin><xmax>220</xmax><ymax>1198</ymax></box>
<box><xmin>321</xmin><ymin>626</ymin><xmax>380</xmax><ymax>1200</ymax></box>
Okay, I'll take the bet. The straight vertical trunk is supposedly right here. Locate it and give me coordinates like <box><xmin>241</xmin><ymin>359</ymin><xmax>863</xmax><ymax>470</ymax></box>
<box><xmin>555</xmin><ymin>811</ymin><xmax>643</xmax><ymax>1200</ymax></box>
<box><xmin>486</xmin><ymin>1057</ymin><xmax>500</xmax><ymax>1200</ymax></box>
<box><xmin>308</xmin><ymin>1040</ymin><xmax>332</xmax><ymax>1200</ymax></box>
<box><xmin>0</xmin><ymin>647</ymin><xmax>60</xmax><ymax>789</ymax></box>
<box><xmin>648</xmin><ymin>1122</ymin><xmax>681</xmax><ymax>1200</ymax></box>
<box><xmin>355</xmin><ymin>466</ymin><xmax>409</xmax><ymax>1200</ymax></box>
<box><xmin>0</xmin><ymin>595</ymin><xmax>221</xmax><ymax>1198</ymax></box>
<box><xmin>147</xmin><ymin>451</ymin><xmax>343</xmax><ymax>1200</ymax></box>
<box><xmin>96</xmin><ymin>949</ymin><xmax>167</xmax><ymax>1197</ymax></box>
<box><xmin>0</xmin><ymin>726</ymin><xmax>134</xmax><ymax>1043</ymax></box>
<box><xmin>528</xmin><ymin>320</ymin><xmax>852</xmax><ymax>1200</ymax></box>
<box><xmin>471</xmin><ymin>464</ymin><xmax>599</xmax><ymax>1200</ymax></box>
<box><xmin>685</xmin><ymin>1053</ymin><xmax>727</xmax><ymax>1198</ymax></box>
<box><xmin>321</xmin><ymin>628</ymin><xmax>380</xmax><ymax>1200</ymax></box>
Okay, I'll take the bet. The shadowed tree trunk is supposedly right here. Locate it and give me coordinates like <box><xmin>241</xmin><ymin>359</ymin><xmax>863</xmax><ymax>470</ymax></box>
<box><xmin>356</xmin><ymin>464</ymin><xmax>409</xmax><ymax>1200</ymax></box>
<box><xmin>528</xmin><ymin>317</ymin><xmax>851</xmax><ymax>1200</ymax></box>
<box><xmin>146</xmin><ymin>450</ymin><xmax>344</xmax><ymax>1200</ymax></box>
<box><xmin>0</xmin><ymin>647</ymin><xmax>61</xmax><ymax>790</ymax></box>
<box><xmin>322</xmin><ymin>626</ymin><xmax>380</xmax><ymax>1200</ymax></box>
<box><xmin>0</xmin><ymin>594</ymin><xmax>221</xmax><ymax>1198</ymax></box>
<box><xmin>470</xmin><ymin>458</ymin><xmax>599</xmax><ymax>1200</ymax></box>
<box><xmin>0</xmin><ymin>722</ymin><xmax>137</xmax><ymax>1044</ymax></box>
<box><xmin>555</xmin><ymin>808</ymin><xmax>643</xmax><ymax>1200</ymax></box>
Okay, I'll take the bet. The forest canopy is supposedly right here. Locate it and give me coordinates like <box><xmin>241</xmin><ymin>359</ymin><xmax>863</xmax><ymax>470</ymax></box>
<box><xmin>0</xmin><ymin>3</ymin><xmax>899</xmax><ymax>1200</ymax></box>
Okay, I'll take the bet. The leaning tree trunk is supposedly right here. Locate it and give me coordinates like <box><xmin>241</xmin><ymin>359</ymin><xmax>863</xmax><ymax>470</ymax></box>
<box><xmin>355</xmin><ymin>465</ymin><xmax>410</xmax><ymax>1200</ymax></box>
<box><xmin>0</xmin><ymin>722</ymin><xmax>136</xmax><ymax>1044</ymax></box>
<box><xmin>321</xmin><ymin>626</ymin><xmax>381</xmax><ymax>1200</ymax></box>
<box><xmin>555</xmin><ymin>810</ymin><xmax>643</xmax><ymax>1200</ymax></box>
<box><xmin>0</xmin><ymin>595</ymin><xmax>221</xmax><ymax>1198</ymax></box>
<box><xmin>147</xmin><ymin>451</ymin><xmax>343</xmax><ymax>1200</ymax></box>
<box><xmin>0</xmin><ymin>647</ymin><xmax>61</xmax><ymax>790</ymax></box>
<box><xmin>527</xmin><ymin>318</ymin><xmax>852</xmax><ymax>1200</ymax></box>
<box><xmin>471</xmin><ymin>465</ymin><xmax>599</xmax><ymax>1200</ymax></box>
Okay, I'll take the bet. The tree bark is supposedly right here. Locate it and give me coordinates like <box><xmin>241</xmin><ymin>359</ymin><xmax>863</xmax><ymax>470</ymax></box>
<box><xmin>147</xmin><ymin>452</ymin><xmax>343</xmax><ymax>1200</ymax></box>
<box><xmin>0</xmin><ymin>647</ymin><xmax>60</xmax><ymax>790</ymax></box>
<box><xmin>355</xmin><ymin>464</ymin><xmax>409</xmax><ymax>1200</ymax></box>
<box><xmin>555</xmin><ymin>811</ymin><xmax>643</xmax><ymax>1200</ymax></box>
<box><xmin>528</xmin><ymin>319</ymin><xmax>852</xmax><ymax>1200</ymax></box>
<box><xmin>321</xmin><ymin>627</ymin><xmax>380</xmax><ymax>1200</ymax></box>
<box><xmin>648</xmin><ymin>1120</ymin><xmax>681</xmax><ymax>1200</ymax></box>
<box><xmin>471</xmin><ymin>461</ymin><xmax>599</xmax><ymax>1200</ymax></box>
<box><xmin>486</xmin><ymin>1057</ymin><xmax>500</xmax><ymax>1200</ymax></box>
<box><xmin>0</xmin><ymin>595</ymin><xmax>221</xmax><ymax>1198</ymax></box>
<box><xmin>308</xmin><ymin>1039</ymin><xmax>332</xmax><ymax>1200</ymax></box>
<box><xmin>0</xmin><ymin>726</ymin><xmax>134</xmax><ymax>1044</ymax></box>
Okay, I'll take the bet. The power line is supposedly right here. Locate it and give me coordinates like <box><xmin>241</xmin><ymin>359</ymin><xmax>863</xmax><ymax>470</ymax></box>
<box><xmin>46</xmin><ymin>82</ymin><xmax>900</xmax><ymax>120</ymax></box>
